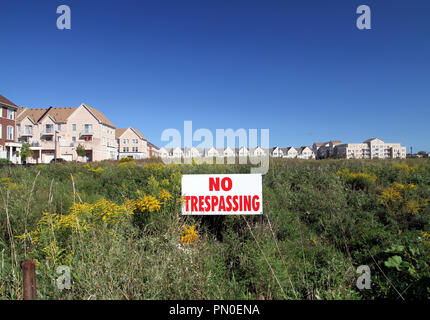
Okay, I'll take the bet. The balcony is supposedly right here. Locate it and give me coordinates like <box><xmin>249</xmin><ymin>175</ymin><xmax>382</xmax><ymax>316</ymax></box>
<box><xmin>40</xmin><ymin>129</ymin><xmax>54</xmax><ymax>137</ymax></box>
<box><xmin>20</xmin><ymin>131</ymin><xmax>33</xmax><ymax>137</ymax></box>
<box><xmin>79</xmin><ymin>130</ymin><xmax>93</xmax><ymax>137</ymax></box>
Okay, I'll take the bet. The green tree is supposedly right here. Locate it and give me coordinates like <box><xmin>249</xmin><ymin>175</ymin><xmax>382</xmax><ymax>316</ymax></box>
<box><xmin>76</xmin><ymin>144</ymin><xmax>86</xmax><ymax>162</ymax></box>
<box><xmin>20</xmin><ymin>143</ymin><xmax>34</xmax><ymax>164</ymax></box>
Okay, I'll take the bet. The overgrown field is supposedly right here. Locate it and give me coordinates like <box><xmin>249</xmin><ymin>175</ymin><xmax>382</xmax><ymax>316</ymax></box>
<box><xmin>0</xmin><ymin>158</ymin><xmax>429</xmax><ymax>300</ymax></box>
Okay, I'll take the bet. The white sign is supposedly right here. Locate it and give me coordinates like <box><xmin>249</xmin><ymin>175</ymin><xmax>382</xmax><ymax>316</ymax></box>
<box><xmin>181</xmin><ymin>174</ymin><xmax>263</xmax><ymax>215</ymax></box>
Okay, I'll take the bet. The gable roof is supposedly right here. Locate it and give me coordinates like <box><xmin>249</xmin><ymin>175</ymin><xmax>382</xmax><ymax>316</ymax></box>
<box><xmin>130</xmin><ymin>127</ymin><xmax>147</xmax><ymax>141</ymax></box>
<box><xmin>16</xmin><ymin>104</ymin><xmax>116</xmax><ymax>128</ymax></box>
<box><xmin>0</xmin><ymin>94</ymin><xmax>18</xmax><ymax>109</ymax></box>
<box><xmin>364</xmin><ymin>137</ymin><xmax>383</xmax><ymax>143</ymax></box>
<box><xmin>115</xmin><ymin>128</ymin><xmax>128</xmax><ymax>139</ymax></box>
<box><xmin>17</xmin><ymin>107</ymin><xmax>49</xmax><ymax>123</ymax></box>
<box><xmin>83</xmin><ymin>104</ymin><xmax>115</xmax><ymax>128</ymax></box>
<box><xmin>147</xmin><ymin>141</ymin><xmax>159</xmax><ymax>150</ymax></box>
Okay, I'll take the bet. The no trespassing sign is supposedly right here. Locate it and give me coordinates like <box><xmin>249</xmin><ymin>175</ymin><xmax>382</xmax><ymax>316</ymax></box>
<box><xmin>181</xmin><ymin>174</ymin><xmax>263</xmax><ymax>215</ymax></box>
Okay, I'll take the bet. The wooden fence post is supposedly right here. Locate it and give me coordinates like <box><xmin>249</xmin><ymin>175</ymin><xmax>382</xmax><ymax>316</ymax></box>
<box><xmin>21</xmin><ymin>260</ymin><xmax>37</xmax><ymax>300</ymax></box>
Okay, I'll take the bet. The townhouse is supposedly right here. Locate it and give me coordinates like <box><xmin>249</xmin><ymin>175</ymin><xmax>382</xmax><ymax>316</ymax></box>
<box><xmin>313</xmin><ymin>138</ymin><xmax>406</xmax><ymax>159</ymax></box>
<box><xmin>148</xmin><ymin>142</ymin><xmax>160</xmax><ymax>157</ymax></box>
<box><xmin>270</xmin><ymin>146</ymin><xmax>315</xmax><ymax>159</ymax></box>
<box><xmin>116</xmin><ymin>127</ymin><xmax>148</xmax><ymax>160</ymax></box>
<box><xmin>17</xmin><ymin>104</ymin><xmax>118</xmax><ymax>163</ymax></box>
<box><xmin>0</xmin><ymin>94</ymin><xmax>21</xmax><ymax>163</ymax></box>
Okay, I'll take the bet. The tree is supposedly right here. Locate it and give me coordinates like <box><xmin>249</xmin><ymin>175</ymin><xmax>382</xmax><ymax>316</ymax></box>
<box><xmin>76</xmin><ymin>144</ymin><xmax>86</xmax><ymax>162</ymax></box>
<box><xmin>417</xmin><ymin>151</ymin><xmax>427</xmax><ymax>157</ymax></box>
<box><xmin>20</xmin><ymin>143</ymin><xmax>34</xmax><ymax>164</ymax></box>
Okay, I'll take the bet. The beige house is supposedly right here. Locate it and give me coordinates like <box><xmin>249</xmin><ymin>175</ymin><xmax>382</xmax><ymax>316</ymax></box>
<box><xmin>183</xmin><ymin>147</ymin><xmax>202</xmax><ymax>158</ymax></box>
<box><xmin>17</xmin><ymin>104</ymin><xmax>117</xmax><ymax>163</ymax></box>
<box><xmin>116</xmin><ymin>127</ymin><xmax>148</xmax><ymax>160</ymax></box>
<box><xmin>297</xmin><ymin>146</ymin><xmax>315</xmax><ymax>159</ymax></box>
<box><xmin>336</xmin><ymin>138</ymin><xmax>406</xmax><ymax>159</ymax></box>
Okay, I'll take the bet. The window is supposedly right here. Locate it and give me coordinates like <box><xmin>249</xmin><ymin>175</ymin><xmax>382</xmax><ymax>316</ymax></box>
<box><xmin>45</xmin><ymin>124</ymin><xmax>53</xmax><ymax>133</ymax></box>
<box><xmin>0</xmin><ymin>124</ymin><xmax>2</xmax><ymax>139</ymax></box>
<box><xmin>123</xmin><ymin>139</ymin><xmax>129</xmax><ymax>144</ymax></box>
<box><xmin>17</xmin><ymin>124</ymin><xmax>21</xmax><ymax>133</ymax></box>
<box><xmin>84</xmin><ymin>124</ymin><xmax>92</xmax><ymax>134</ymax></box>
<box><xmin>25</xmin><ymin>125</ymin><xmax>33</xmax><ymax>135</ymax></box>
<box><xmin>7</xmin><ymin>126</ymin><xmax>14</xmax><ymax>140</ymax></box>
<box><xmin>72</xmin><ymin>137</ymin><xmax>76</xmax><ymax>142</ymax></box>
<box><xmin>57</xmin><ymin>124</ymin><xmax>61</xmax><ymax>131</ymax></box>
<box><xmin>72</xmin><ymin>124</ymin><xmax>76</xmax><ymax>131</ymax></box>
<box><xmin>102</xmin><ymin>137</ymin><xmax>106</xmax><ymax>145</ymax></box>
<box><xmin>7</xmin><ymin>109</ymin><xmax>14</xmax><ymax>120</ymax></box>
<box><xmin>123</xmin><ymin>147</ymin><xmax>129</xmax><ymax>152</ymax></box>
<box><xmin>132</xmin><ymin>139</ymin><xmax>138</xmax><ymax>144</ymax></box>
<box><xmin>132</xmin><ymin>147</ymin><xmax>138</xmax><ymax>152</ymax></box>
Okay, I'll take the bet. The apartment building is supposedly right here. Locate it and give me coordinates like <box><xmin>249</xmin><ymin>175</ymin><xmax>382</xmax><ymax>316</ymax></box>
<box><xmin>336</xmin><ymin>138</ymin><xmax>406</xmax><ymax>159</ymax></box>
<box><xmin>116</xmin><ymin>127</ymin><xmax>148</xmax><ymax>160</ymax></box>
<box><xmin>147</xmin><ymin>142</ymin><xmax>160</xmax><ymax>157</ymax></box>
<box><xmin>17</xmin><ymin>104</ymin><xmax>117</xmax><ymax>163</ymax></box>
<box><xmin>313</xmin><ymin>138</ymin><xmax>406</xmax><ymax>159</ymax></box>
<box><xmin>0</xmin><ymin>94</ymin><xmax>21</xmax><ymax>163</ymax></box>
<box><xmin>312</xmin><ymin>140</ymin><xmax>342</xmax><ymax>159</ymax></box>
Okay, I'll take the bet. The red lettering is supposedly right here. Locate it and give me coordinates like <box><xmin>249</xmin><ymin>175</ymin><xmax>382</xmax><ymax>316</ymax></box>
<box><xmin>205</xmin><ymin>196</ymin><xmax>211</xmax><ymax>212</ymax></box>
<box><xmin>221</xmin><ymin>177</ymin><xmax>232</xmax><ymax>191</ymax></box>
<box><xmin>191</xmin><ymin>196</ymin><xmax>198</xmax><ymax>212</ymax></box>
<box><xmin>211</xmin><ymin>196</ymin><xmax>219</xmax><ymax>211</ymax></box>
<box><xmin>198</xmin><ymin>196</ymin><xmax>204</xmax><ymax>212</ymax></box>
<box><xmin>209</xmin><ymin>177</ymin><xmax>220</xmax><ymax>191</ymax></box>
<box><xmin>226</xmin><ymin>195</ymin><xmax>232</xmax><ymax>211</ymax></box>
<box><xmin>232</xmin><ymin>196</ymin><xmax>239</xmax><ymax>211</ymax></box>
<box><xmin>219</xmin><ymin>196</ymin><xmax>226</xmax><ymax>211</ymax></box>
<box><xmin>243</xmin><ymin>195</ymin><xmax>251</xmax><ymax>211</ymax></box>
<box><xmin>252</xmin><ymin>195</ymin><xmax>260</xmax><ymax>211</ymax></box>
<box><xmin>184</xmin><ymin>196</ymin><xmax>190</xmax><ymax>211</ymax></box>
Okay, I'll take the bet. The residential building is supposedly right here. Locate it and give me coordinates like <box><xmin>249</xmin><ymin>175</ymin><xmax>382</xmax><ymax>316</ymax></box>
<box><xmin>0</xmin><ymin>94</ymin><xmax>21</xmax><ymax>163</ymax></box>
<box><xmin>336</xmin><ymin>138</ymin><xmax>406</xmax><ymax>159</ymax></box>
<box><xmin>270</xmin><ymin>147</ymin><xmax>284</xmax><ymax>157</ymax></box>
<box><xmin>147</xmin><ymin>142</ymin><xmax>160</xmax><ymax>157</ymax></box>
<box><xmin>183</xmin><ymin>147</ymin><xmax>202</xmax><ymax>158</ymax></box>
<box><xmin>312</xmin><ymin>140</ymin><xmax>342</xmax><ymax>159</ymax></box>
<box><xmin>297</xmin><ymin>146</ymin><xmax>315</xmax><ymax>159</ymax></box>
<box><xmin>283</xmin><ymin>147</ymin><xmax>299</xmax><ymax>159</ymax></box>
<box><xmin>116</xmin><ymin>127</ymin><xmax>148</xmax><ymax>160</ymax></box>
<box><xmin>17</xmin><ymin>104</ymin><xmax>117</xmax><ymax>163</ymax></box>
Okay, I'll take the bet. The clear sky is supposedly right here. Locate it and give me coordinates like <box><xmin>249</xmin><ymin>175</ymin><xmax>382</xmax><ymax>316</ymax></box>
<box><xmin>1</xmin><ymin>0</ymin><xmax>429</xmax><ymax>151</ymax></box>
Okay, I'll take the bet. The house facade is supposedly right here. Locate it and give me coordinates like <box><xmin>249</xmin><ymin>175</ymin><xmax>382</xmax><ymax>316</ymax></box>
<box><xmin>17</xmin><ymin>104</ymin><xmax>117</xmax><ymax>163</ymax></box>
<box><xmin>148</xmin><ymin>142</ymin><xmax>160</xmax><ymax>157</ymax></box>
<box><xmin>0</xmin><ymin>94</ymin><xmax>21</xmax><ymax>163</ymax></box>
<box><xmin>116</xmin><ymin>127</ymin><xmax>148</xmax><ymax>160</ymax></box>
<box><xmin>314</xmin><ymin>138</ymin><xmax>406</xmax><ymax>159</ymax></box>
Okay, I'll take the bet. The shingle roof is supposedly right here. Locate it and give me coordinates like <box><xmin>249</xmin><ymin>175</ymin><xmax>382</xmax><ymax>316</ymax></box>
<box><xmin>363</xmin><ymin>137</ymin><xmax>383</xmax><ymax>143</ymax></box>
<box><xmin>131</xmin><ymin>127</ymin><xmax>147</xmax><ymax>141</ymax></box>
<box><xmin>0</xmin><ymin>94</ymin><xmax>18</xmax><ymax>109</ymax></box>
<box><xmin>41</xmin><ymin>107</ymin><xmax>76</xmax><ymax>123</ymax></box>
<box><xmin>16</xmin><ymin>104</ymin><xmax>116</xmax><ymax>128</ymax></box>
<box><xmin>17</xmin><ymin>107</ymin><xmax>48</xmax><ymax>123</ymax></box>
<box><xmin>85</xmin><ymin>104</ymin><xmax>115</xmax><ymax>128</ymax></box>
<box><xmin>115</xmin><ymin>128</ymin><xmax>128</xmax><ymax>139</ymax></box>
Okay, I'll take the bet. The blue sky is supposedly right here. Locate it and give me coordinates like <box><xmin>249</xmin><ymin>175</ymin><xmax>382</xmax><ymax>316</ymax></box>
<box><xmin>1</xmin><ymin>0</ymin><xmax>429</xmax><ymax>151</ymax></box>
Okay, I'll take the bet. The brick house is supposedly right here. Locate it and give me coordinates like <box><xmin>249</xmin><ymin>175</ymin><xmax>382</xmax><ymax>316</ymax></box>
<box><xmin>0</xmin><ymin>94</ymin><xmax>21</xmax><ymax>163</ymax></box>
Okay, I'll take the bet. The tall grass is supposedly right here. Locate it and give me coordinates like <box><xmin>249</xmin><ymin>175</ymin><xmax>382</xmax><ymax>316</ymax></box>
<box><xmin>0</xmin><ymin>158</ymin><xmax>429</xmax><ymax>300</ymax></box>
